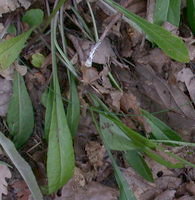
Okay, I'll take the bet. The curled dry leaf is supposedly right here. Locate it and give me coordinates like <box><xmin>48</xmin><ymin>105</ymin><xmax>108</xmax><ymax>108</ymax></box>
<box><xmin>0</xmin><ymin>0</ymin><xmax>31</xmax><ymax>16</ymax></box>
<box><xmin>11</xmin><ymin>180</ymin><xmax>31</xmax><ymax>200</ymax></box>
<box><xmin>185</xmin><ymin>181</ymin><xmax>195</xmax><ymax>196</ymax></box>
<box><xmin>89</xmin><ymin>38</ymin><xmax>115</xmax><ymax>65</ymax></box>
<box><xmin>136</xmin><ymin>48</ymin><xmax>171</xmax><ymax>74</ymax></box>
<box><xmin>0</xmin><ymin>164</ymin><xmax>11</xmax><ymax>199</ymax></box>
<box><xmin>55</xmin><ymin>180</ymin><xmax>118</xmax><ymax>200</ymax></box>
<box><xmin>81</xmin><ymin>67</ymin><xmax>99</xmax><ymax>84</ymax></box>
<box><xmin>110</xmin><ymin>91</ymin><xmax>123</xmax><ymax>111</ymax></box>
<box><xmin>177</xmin><ymin>68</ymin><xmax>195</xmax><ymax>103</ymax></box>
<box><xmin>69</xmin><ymin>34</ymin><xmax>115</xmax><ymax>66</ymax></box>
<box><xmin>154</xmin><ymin>190</ymin><xmax>175</xmax><ymax>200</ymax></box>
<box><xmin>0</xmin><ymin>77</ymin><xmax>12</xmax><ymax>117</ymax></box>
<box><xmin>127</xmin><ymin>0</ymin><xmax>147</xmax><ymax>17</ymax></box>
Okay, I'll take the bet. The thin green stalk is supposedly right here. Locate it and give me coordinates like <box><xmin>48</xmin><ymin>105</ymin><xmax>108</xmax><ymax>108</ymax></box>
<box><xmin>54</xmin><ymin>39</ymin><xmax>78</xmax><ymax>77</ymax></box>
<box><xmin>108</xmin><ymin>72</ymin><xmax>122</xmax><ymax>91</ymax></box>
<box><xmin>59</xmin><ymin>6</ymin><xmax>67</xmax><ymax>55</ymax></box>
<box><xmin>42</xmin><ymin>0</ymin><xmax>67</xmax><ymax>32</ymax></box>
<box><xmin>87</xmin><ymin>0</ymin><xmax>99</xmax><ymax>42</ymax></box>
<box><xmin>71</xmin><ymin>6</ymin><xmax>94</xmax><ymax>41</ymax></box>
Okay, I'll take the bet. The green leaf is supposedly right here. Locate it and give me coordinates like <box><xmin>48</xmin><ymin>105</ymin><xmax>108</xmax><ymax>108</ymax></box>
<box><xmin>91</xmin><ymin>111</ymin><xmax>136</xmax><ymax>200</ymax></box>
<box><xmin>44</xmin><ymin>87</ymin><xmax>54</xmax><ymax>139</ymax></box>
<box><xmin>47</xmin><ymin>85</ymin><xmax>75</xmax><ymax>193</ymax></box>
<box><xmin>7</xmin><ymin>71</ymin><xmax>34</xmax><ymax>148</ymax></box>
<box><xmin>99</xmin><ymin>115</ymin><xmax>137</xmax><ymax>151</ymax></box>
<box><xmin>91</xmin><ymin>94</ymin><xmax>195</xmax><ymax>170</ymax></box>
<box><xmin>144</xmin><ymin>147</ymin><xmax>183</xmax><ymax>168</ymax></box>
<box><xmin>67</xmin><ymin>75</ymin><xmax>80</xmax><ymax>137</ymax></box>
<box><xmin>22</xmin><ymin>9</ymin><xmax>44</xmax><ymax>28</ymax></box>
<box><xmin>7</xmin><ymin>24</ymin><xmax>16</xmax><ymax>35</ymax></box>
<box><xmin>0</xmin><ymin>29</ymin><xmax>32</xmax><ymax>70</ymax></box>
<box><xmin>105</xmin><ymin>115</ymin><xmax>157</xmax><ymax>149</ymax></box>
<box><xmin>187</xmin><ymin>0</ymin><xmax>195</xmax><ymax>34</ymax></box>
<box><xmin>154</xmin><ymin>0</ymin><xmax>170</xmax><ymax>25</ymax></box>
<box><xmin>103</xmin><ymin>0</ymin><xmax>189</xmax><ymax>63</ymax></box>
<box><xmin>0</xmin><ymin>132</ymin><xmax>43</xmax><ymax>200</ymax></box>
<box><xmin>31</xmin><ymin>53</ymin><xmax>45</xmax><ymax>68</ymax></box>
<box><xmin>124</xmin><ymin>151</ymin><xmax>153</xmax><ymax>182</ymax></box>
<box><xmin>0</xmin><ymin>9</ymin><xmax>43</xmax><ymax>70</ymax></box>
<box><xmin>152</xmin><ymin>139</ymin><xmax>195</xmax><ymax>147</ymax></box>
<box><xmin>46</xmin><ymin>16</ymin><xmax>75</xmax><ymax>194</ymax></box>
<box><xmin>167</xmin><ymin>0</ymin><xmax>181</xmax><ymax>26</ymax></box>
<box><xmin>142</xmin><ymin>109</ymin><xmax>182</xmax><ymax>141</ymax></box>
<box><xmin>110</xmin><ymin>151</ymin><xmax>137</xmax><ymax>200</ymax></box>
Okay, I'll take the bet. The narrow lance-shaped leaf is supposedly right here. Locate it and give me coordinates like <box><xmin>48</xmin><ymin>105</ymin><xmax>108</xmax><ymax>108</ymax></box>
<box><xmin>7</xmin><ymin>71</ymin><xmax>34</xmax><ymax>148</ymax></box>
<box><xmin>44</xmin><ymin>86</ymin><xmax>54</xmax><ymax>139</ymax></box>
<box><xmin>0</xmin><ymin>132</ymin><xmax>43</xmax><ymax>200</ymax></box>
<box><xmin>102</xmin><ymin>113</ymin><xmax>184</xmax><ymax>168</ymax></box>
<box><xmin>103</xmin><ymin>0</ymin><xmax>189</xmax><ymax>63</ymax></box>
<box><xmin>47</xmin><ymin>87</ymin><xmax>75</xmax><ymax>193</ymax></box>
<box><xmin>67</xmin><ymin>75</ymin><xmax>80</xmax><ymax>137</ymax></box>
<box><xmin>91</xmin><ymin>95</ymin><xmax>195</xmax><ymax>170</ymax></box>
<box><xmin>142</xmin><ymin>109</ymin><xmax>182</xmax><ymax>141</ymax></box>
<box><xmin>46</xmin><ymin>15</ymin><xmax>75</xmax><ymax>194</ymax></box>
<box><xmin>99</xmin><ymin>114</ymin><xmax>137</xmax><ymax>151</ymax></box>
<box><xmin>124</xmin><ymin>151</ymin><xmax>153</xmax><ymax>182</ymax></box>
<box><xmin>154</xmin><ymin>0</ymin><xmax>170</xmax><ymax>25</ymax></box>
<box><xmin>187</xmin><ymin>0</ymin><xmax>195</xmax><ymax>34</ymax></box>
<box><xmin>99</xmin><ymin>113</ymin><xmax>153</xmax><ymax>182</ymax></box>
<box><xmin>92</xmin><ymin>111</ymin><xmax>137</xmax><ymax>200</ymax></box>
<box><xmin>110</xmin><ymin>150</ymin><xmax>137</xmax><ymax>200</ymax></box>
<box><xmin>167</xmin><ymin>0</ymin><xmax>181</xmax><ymax>26</ymax></box>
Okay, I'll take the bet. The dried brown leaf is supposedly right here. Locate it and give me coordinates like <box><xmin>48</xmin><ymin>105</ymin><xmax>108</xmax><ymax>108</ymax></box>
<box><xmin>177</xmin><ymin>68</ymin><xmax>195</xmax><ymax>103</ymax></box>
<box><xmin>155</xmin><ymin>176</ymin><xmax>182</xmax><ymax>190</ymax></box>
<box><xmin>0</xmin><ymin>164</ymin><xmax>11</xmax><ymax>198</ymax></box>
<box><xmin>110</xmin><ymin>91</ymin><xmax>123</xmax><ymax>111</ymax></box>
<box><xmin>55</xmin><ymin>180</ymin><xmax>118</xmax><ymax>200</ymax></box>
<box><xmin>81</xmin><ymin>67</ymin><xmax>99</xmax><ymax>84</ymax></box>
<box><xmin>135</xmin><ymin>64</ymin><xmax>195</xmax><ymax>120</ymax></box>
<box><xmin>123</xmin><ymin>167</ymin><xmax>155</xmax><ymax>199</ymax></box>
<box><xmin>120</xmin><ymin>92</ymin><xmax>151</xmax><ymax>132</ymax></box>
<box><xmin>12</xmin><ymin>180</ymin><xmax>31</xmax><ymax>200</ymax></box>
<box><xmin>185</xmin><ymin>181</ymin><xmax>195</xmax><ymax>196</ymax></box>
<box><xmin>85</xmin><ymin>141</ymin><xmax>106</xmax><ymax>170</ymax></box>
<box><xmin>154</xmin><ymin>190</ymin><xmax>176</xmax><ymax>200</ymax></box>
<box><xmin>136</xmin><ymin>48</ymin><xmax>170</xmax><ymax>74</ymax></box>
<box><xmin>92</xmin><ymin>38</ymin><xmax>115</xmax><ymax>65</ymax></box>
<box><xmin>0</xmin><ymin>0</ymin><xmax>31</xmax><ymax>16</ymax></box>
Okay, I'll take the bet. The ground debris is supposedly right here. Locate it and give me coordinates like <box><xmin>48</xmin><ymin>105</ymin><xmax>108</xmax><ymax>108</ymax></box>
<box><xmin>0</xmin><ymin>0</ymin><xmax>32</xmax><ymax>16</ymax></box>
<box><xmin>0</xmin><ymin>164</ymin><xmax>11</xmax><ymax>199</ymax></box>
